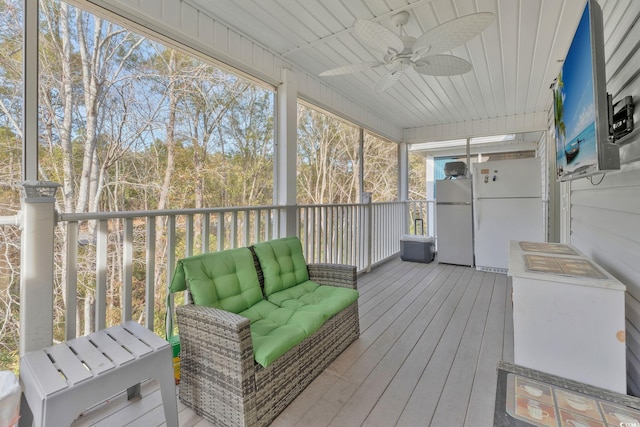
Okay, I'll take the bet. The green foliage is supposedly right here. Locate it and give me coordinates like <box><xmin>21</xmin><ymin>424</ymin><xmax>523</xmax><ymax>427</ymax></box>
<box><xmin>0</xmin><ymin>347</ymin><xmax>18</xmax><ymax>375</ymax></box>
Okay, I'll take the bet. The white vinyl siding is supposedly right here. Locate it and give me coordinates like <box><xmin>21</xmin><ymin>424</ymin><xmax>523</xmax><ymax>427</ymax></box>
<box><xmin>569</xmin><ymin>0</ymin><xmax>640</xmax><ymax>396</ymax></box>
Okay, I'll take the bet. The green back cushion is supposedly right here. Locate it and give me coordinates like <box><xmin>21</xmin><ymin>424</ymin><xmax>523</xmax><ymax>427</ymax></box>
<box><xmin>253</xmin><ymin>237</ymin><xmax>310</xmax><ymax>297</ymax></box>
<box><xmin>169</xmin><ymin>248</ymin><xmax>263</xmax><ymax>313</ymax></box>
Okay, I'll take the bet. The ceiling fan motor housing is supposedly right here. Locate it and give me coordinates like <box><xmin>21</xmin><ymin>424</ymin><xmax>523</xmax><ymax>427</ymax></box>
<box><xmin>392</xmin><ymin>57</ymin><xmax>411</xmax><ymax>72</ymax></box>
<box><xmin>390</xmin><ymin>11</ymin><xmax>410</xmax><ymax>28</ymax></box>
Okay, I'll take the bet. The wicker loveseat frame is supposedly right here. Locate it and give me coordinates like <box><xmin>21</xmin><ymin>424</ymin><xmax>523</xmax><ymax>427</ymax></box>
<box><xmin>176</xmin><ymin>251</ymin><xmax>360</xmax><ymax>427</ymax></box>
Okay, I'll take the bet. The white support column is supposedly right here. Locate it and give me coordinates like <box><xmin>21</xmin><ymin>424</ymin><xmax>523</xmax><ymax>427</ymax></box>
<box><xmin>358</xmin><ymin>128</ymin><xmax>366</xmax><ymax>200</ymax></box>
<box><xmin>20</xmin><ymin>182</ymin><xmax>60</xmax><ymax>355</ymax></box>
<box><xmin>398</xmin><ymin>142</ymin><xmax>409</xmax><ymax>234</ymax></box>
<box><xmin>22</xmin><ymin>0</ymin><xmax>39</xmax><ymax>181</ymax></box>
<box><xmin>276</xmin><ymin>68</ymin><xmax>297</xmax><ymax>237</ymax></box>
<box><xmin>398</xmin><ymin>142</ymin><xmax>409</xmax><ymax>201</ymax></box>
<box><xmin>465</xmin><ymin>137</ymin><xmax>471</xmax><ymax>178</ymax></box>
<box><xmin>426</xmin><ymin>156</ymin><xmax>436</xmax><ymax>239</ymax></box>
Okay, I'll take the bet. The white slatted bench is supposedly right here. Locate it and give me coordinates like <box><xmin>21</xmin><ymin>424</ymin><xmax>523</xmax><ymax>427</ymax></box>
<box><xmin>18</xmin><ymin>321</ymin><xmax>178</xmax><ymax>427</ymax></box>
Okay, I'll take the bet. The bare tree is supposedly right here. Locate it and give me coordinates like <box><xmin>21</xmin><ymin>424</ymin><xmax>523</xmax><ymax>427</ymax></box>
<box><xmin>0</xmin><ymin>0</ymin><xmax>276</xmax><ymax>365</ymax></box>
<box><xmin>297</xmin><ymin>105</ymin><xmax>360</xmax><ymax>205</ymax></box>
<box><xmin>38</xmin><ymin>2</ymin><xmax>148</xmax><ymax>334</ymax></box>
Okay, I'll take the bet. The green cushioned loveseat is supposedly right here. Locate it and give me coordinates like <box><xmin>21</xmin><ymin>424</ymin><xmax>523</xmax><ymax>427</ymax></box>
<box><xmin>171</xmin><ymin>236</ymin><xmax>360</xmax><ymax>427</ymax></box>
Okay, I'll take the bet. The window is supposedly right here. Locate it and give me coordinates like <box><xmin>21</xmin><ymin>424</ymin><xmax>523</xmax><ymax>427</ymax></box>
<box><xmin>35</xmin><ymin>1</ymin><xmax>274</xmax><ymax>212</ymax></box>
<box><xmin>408</xmin><ymin>152</ymin><xmax>427</xmax><ymax>201</ymax></box>
<box><xmin>363</xmin><ymin>131</ymin><xmax>398</xmax><ymax>202</ymax></box>
<box><xmin>0</xmin><ymin>0</ymin><xmax>276</xmax><ymax>368</ymax></box>
<box><xmin>297</xmin><ymin>103</ymin><xmax>360</xmax><ymax>204</ymax></box>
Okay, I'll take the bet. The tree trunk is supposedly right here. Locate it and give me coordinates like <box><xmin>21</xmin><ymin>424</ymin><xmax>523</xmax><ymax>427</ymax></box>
<box><xmin>75</xmin><ymin>13</ymin><xmax>102</xmax><ymax>214</ymax></box>
<box><xmin>155</xmin><ymin>50</ymin><xmax>179</xmax><ymax>301</ymax></box>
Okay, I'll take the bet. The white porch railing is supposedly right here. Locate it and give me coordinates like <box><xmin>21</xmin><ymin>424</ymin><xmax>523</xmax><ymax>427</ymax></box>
<box><xmin>56</xmin><ymin>205</ymin><xmax>286</xmax><ymax>339</ymax></box>
<box><xmin>11</xmin><ymin>200</ymin><xmax>432</xmax><ymax>342</ymax></box>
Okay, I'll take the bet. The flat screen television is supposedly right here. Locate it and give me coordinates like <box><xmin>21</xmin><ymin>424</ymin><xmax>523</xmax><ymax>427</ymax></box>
<box><xmin>553</xmin><ymin>0</ymin><xmax>619</xmax><ymax>181</ymax></box>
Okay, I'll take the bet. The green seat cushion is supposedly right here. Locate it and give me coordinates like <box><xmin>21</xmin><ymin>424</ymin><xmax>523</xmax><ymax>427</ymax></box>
<box><xmin>170</xmin><ymin>248</ymin><xmax>263</xmax><ymax>313</ymax></box>
<box><xmin>253</xmin><ymin>237</ymin><xmax>309</xmax><ymax>297</ymax></box>
<box><xmin>239</xmin><ymin>300</ymin><xmax>325</xmax><ymax>367</ymax></box>
<box><xmin>267</xmin><ymin>281</ymin><xmax>359</xmax><ymax>320</ymax></box>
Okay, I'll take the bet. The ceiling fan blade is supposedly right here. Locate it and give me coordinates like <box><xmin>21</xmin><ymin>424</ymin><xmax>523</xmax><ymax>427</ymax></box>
<box><xmin>374</xmin><ymin>71</ymin><xmax>402</xmax><ymax>92</ymax></box>
<box><xmin>412</xmin><ymin>12</ymin><xmax>495</xmax><ymax>59</ymax></box>
<box><xmin>354</xmin><ymin>19</ymin><xmax>404</xmax><ymax>55</ymax></box>
<box><xmin>319</xmin><ymin>61</ymin><xmax>385</xmax><ymax>76</ymax></box>
<box><xmin>413</xmin><ymin>55</ymin><xmax>472</xmax><ymax>76</ymax></box>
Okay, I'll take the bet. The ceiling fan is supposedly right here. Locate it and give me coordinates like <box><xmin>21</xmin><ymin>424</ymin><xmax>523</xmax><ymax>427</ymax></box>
<box><xmin>319</xmin><ymin>11</ymin><xmax>495</xmax><ymax>92</ymax></box>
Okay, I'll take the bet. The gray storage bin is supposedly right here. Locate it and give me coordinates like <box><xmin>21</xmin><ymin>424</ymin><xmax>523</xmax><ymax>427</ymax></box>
<box><xmin>400</xmin><ymin>235</ymin><xmax>435</xmax><ymax>263</ymax></box>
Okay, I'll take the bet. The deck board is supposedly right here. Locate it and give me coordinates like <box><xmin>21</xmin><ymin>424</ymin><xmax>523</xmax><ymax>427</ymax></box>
<box><xmin>332</xmin><ymin>266</ymin><xmax>469</xmax><ymax>427</ymax></box>
<box><xmin>71</xmin><ymin>258</ymin><xmax>514</xmax><ymax>427</ymax></box>
<box><xmin>428</xmin><ymin>271</ymin><xmax>496</xmax><ymax>427</ymax></box>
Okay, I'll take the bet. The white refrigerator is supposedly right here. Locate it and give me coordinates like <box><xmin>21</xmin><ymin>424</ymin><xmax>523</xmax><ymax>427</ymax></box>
<box><xmin>436</xmin><ymin>178</ymin><xmax>473</xmax><ymax>266</ymax></box>
<box><xmin>472</xmin><ymin>158</ymin><xmax>544</xmax><ymax>272</ymax></box>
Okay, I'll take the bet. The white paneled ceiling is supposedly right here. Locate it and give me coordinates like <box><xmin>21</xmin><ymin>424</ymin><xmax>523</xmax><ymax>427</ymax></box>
<box><xmin>185</xmin><ymin>0</ymin><xmax>590</xmax><ymax>131</ymax></box>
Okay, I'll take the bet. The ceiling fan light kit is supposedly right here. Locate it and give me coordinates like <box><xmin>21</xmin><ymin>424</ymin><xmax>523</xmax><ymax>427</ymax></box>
<box><xmin>320</xmin><ymin>11</ymin><xmax>495</xmax><ymax>92</ymax></box>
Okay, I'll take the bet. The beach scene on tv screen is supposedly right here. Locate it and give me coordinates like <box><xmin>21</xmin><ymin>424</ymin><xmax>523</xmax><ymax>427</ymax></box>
<box><xmin>555</xmin><ymin>3</ymin><xmax>597</xmax><ymax>177</ymax></box>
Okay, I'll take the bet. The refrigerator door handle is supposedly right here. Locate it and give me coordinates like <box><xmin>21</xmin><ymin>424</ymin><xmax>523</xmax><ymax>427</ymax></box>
<box><xmin>473</xmin><ymin>193</ymin><xmax>479</xmax><ymax>231</ymax></box>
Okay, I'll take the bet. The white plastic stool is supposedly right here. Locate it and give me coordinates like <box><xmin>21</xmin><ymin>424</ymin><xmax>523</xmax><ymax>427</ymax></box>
<box><xmin>19</xmin><ymin>321</ymin><xmax>178</xmax><ymax>427</ymax></box>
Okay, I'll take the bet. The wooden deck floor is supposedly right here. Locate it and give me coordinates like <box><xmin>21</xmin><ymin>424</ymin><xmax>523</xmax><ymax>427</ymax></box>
<box><xmin>71</xmin><ymin>258</ymin><xmax>514</xmax><ymax>427</ymax></box>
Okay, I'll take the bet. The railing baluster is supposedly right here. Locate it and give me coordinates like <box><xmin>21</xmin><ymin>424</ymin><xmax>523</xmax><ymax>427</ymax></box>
<box><xmin>254</xmin><ymin>210</ymin><xmax>261</xmax><ymax>243</ymax></box>
<box><xmin>360</xmin><ymin>204</ymin><xmax>365</xmax><ymax>270</ymax></box>
<box><xmin>321</xmin><ymin>206</ymin><xmax>325</xmax><ymax>263</ymax></box>
<box><xmin>309</xmin><ymin>208</ymin><xmax>315</xmax><ymax>263</ymax></box>
<box><xmin>96</xmin><ymin>220</ymin><xmax>108</xmax><ymax>331</ymax></box>
<box><xmin>123</xmin><ymin>218</ymin><xmax>133</xmax><ymax>322</ymax></box>
<box><xmin>243</xmin><ymin>210</ymin><xmax>250</xmax><ymax>247</ymax></box>
<box><xmin>186</xmin><ymin>214</ymin><xmax>194</xmax><ymax>257</ymax></box>
<box><xmin>263</xmin><ymin>209</ymin><xmax>270</xmax><ymax>242</ymax></box>
<box><xmin>341</xmin><ymin>206</ymin><xmax>346</xmax><ymax>264</ymax></box>
<box><xmin>318</xmin><ymin>207</ymin><xmax>323</xmax><ymax>262</ymax></box>
<box><xmin>381</xmin><ymin>205</ymin><xmax>385</xmax><ymax>259</ymax></box>
<box><xmin>385</xmin><ymin>204</ymin><xmax>389</xmax><ymax>258</ymax></box>
<box><xmin>329</xmin><ymin>207</ymin><xmax>334</xmax><ymax>263</ymax></box>
<box><xmin>145</xmin><ymin>218</ymin><xmax>155</xmax><ymax>330</ymax></box>
<box><xmin>347</xmin><ymin>206</ymin><xmax>352</xmax><ymax>265</ymax></box>
<box><xmin>65</xmin><ymin>222</ymin><xmax>78</xmax><ymax>340</ymax></box>
<box><xmin>296</xmin><ymin>209</ymin><xmax>304</xmax><ymax>244</ymax></box>
<box><xmin>336</xmin><ymin>206</ymin><xmax>340</xmax><ymax>263</ymax></box>
<box><xmin>217</xmin><ymin>211</ymin><xmax>224</xmax><ymax>251</ymax></box>
<box><xmin>320</xmin><ymin>206</ymin><xmax>330</xmax><ymax>262</ymax></box>
<box><xmin>302</xmin><ymin>207</ymin><xmax>309</xmax><ymax>255</ymax></box>
<box><xmin>166</xmin><ymin>215</ymin><xmax>176</xmax><ymax>338</ymax></box>
<box><xmin>373</xmin><ymin>205</ymin><xmax>377</xmax><ymax>262</ymax></box>
<box><xmin>202</xmin><ymin>213</ymin><xmax>210</xmax><ymax>253</ymax></box>
<box><xmin>324</xmin><ymin>206</ymin><xmax>329</xmax><ymax>263</ymax></box>
<box><xmin>272</xmin><ymin>208</ymin><xmax>277</xmax><ymax>240</ymax></box>
<box><xmin>231</xmin><ymin>211</ymin><xmax>238</xmax><ymax>248</ymax></box>
<box><xmin>375</xmin><ymin>205</ymin><xmax>380</xmax><ymax>261</ymax></box>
